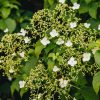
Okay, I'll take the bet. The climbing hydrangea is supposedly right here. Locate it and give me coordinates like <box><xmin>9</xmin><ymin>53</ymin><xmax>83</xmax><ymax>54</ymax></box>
<box><xmin>0</xmin><ymin>3</ymin><xmax>100</xmax><ymax>100</ymax></box>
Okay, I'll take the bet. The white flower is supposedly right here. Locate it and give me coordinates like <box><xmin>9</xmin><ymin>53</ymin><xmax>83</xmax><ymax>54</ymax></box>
<box><xmin>59</xmin><ymin>78</ymin><xmax>69</xmax><ymax>88</ymax></box>
<box><xmin>70</xmin><ymin>22</ymin><xmax>77</xmax><ymax>28</ymax></box>
<box><xmin>56</xmin><ymin>38</ymin><xmax>64</xmax><ymax>45</ymax></box>
<box><xmin>59</xmin><ymin>0</ymin><xmax>65</xmax><ymax>4</ymax></box>
<box><xmin>9</xmin><ymin>68</ymin><xmax>14</xmax><ymax>73</ymax></box>
<box><xmin>82</xmin><ymin>53</ymin><xmax>91</xmax><ymax>62</ymax></box>
<box><xmin>84</xmin><ymin>23</ymin><xmax>91</xmax><ymax>28</ymax></box>
<box><xmin>4</xmin><ymin>28</ymin><xmax>9</xmax><ymax>33</ymax></box>
<box><xmin>8</xmin><ymin>77</ymin><xmax>12</xmax><ymax>81</ymax></box>
<box><xmin>65</xmin><ymin>40</ymin><xmax>73</xmax><ymax>47</ymax></box>
<box><xmin>68</xmin><ymin>57</ymin><xmax>77</xmax><ymax>67</ymax></box>
<box><xmin>19</xmin><ymin>52</ymin><xmax>25</xmax><ymax>58</ymax></box>
<box><xmin>98</xmin><ymin>24</ymin><xmax>100</xmax><ymax>30</ymax></box>
<box><xmin>92</xmin><ymin>47</ymin><xmax>99</xmax><ymax>54</ymax></box>
<box><xmin>24</xmin><ymin>37</ymin><xmax>30</xmax><ymax>43</ymax></box>
<box><xmin>50</xmin><ymin>29</ymin><xmax>58</xmax><ymax>37</ymax></box>
<box><xmin>17</xmin><ymin>28</ymin><xmax>27</xmax><ymax>36</ymax></box>
<box><xmin>53</xmin><ymin>66</ymin><xmax>60</xmax><ymax>72</ymax></box>
<box><xmin>19</xmin><ymin>81</ymin><xmax>26</xmax><ymax>88</ymax></box>
<box><xmin>72</xmin><ymin>3</ymin><xmax>80</xmax><ymax>10</ymax></box>
<box><xmin>40</xmin><ymin>37</ymin><xmax>50</xmax><ymax>46</ymax></box>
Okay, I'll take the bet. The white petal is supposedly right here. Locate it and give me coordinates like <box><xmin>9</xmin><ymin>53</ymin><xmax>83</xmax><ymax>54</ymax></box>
<box><xmin>98</xmin><ymin>24</ymin><xmax>100</xmax><ymax>30</ymax></box>
<box><xmin>65</xmin><ymin>40</ymin><xmax>73</xmax><ymax>47</ymax></box>
<box><xmin>68</xmin><ymin>57</ymin><xmax>77</xmax><ymax>66</ymax></box>
<box><xmin>19</xmin><ymin>81</ymin><xmax>26</xmax><ymax>88</ymax></box>
<box><xmin>19</xmin><ymin>52</ymin><xmax>25</xmax><ymax>58</ymax></box>
<box><xmin>72</xmin><ymin>3</ymin><xmax>80</xmax><ymax>10</ymax></box>
<box><xmin>59</xmin><ymin>0</ymin><xmax>65</xmax><ymax>3</ymax></box>
<box><xmin>4</xmin><ymin>28</ymin><xmax>9</xmax><ymax>33</ymax></box>
<box><xmin>40</xmin><ymin>37</ymin><xmax>50</xmax><ymax>46</ymax></box>
<box><xmin>70</xmin><ymin>22</ymin><xmax>77</xmax><ymax>28</ymax></box>
<box><xmin>83</xmin><ymin>53</ymin><xmax>91</xmax><ymax>62</ymax></box>
<box><xmin>84</xmin><ymin>23</ymin><xmax>91</xmax><ymax>28</ymax></box>
<box><xmin>50</xmin><ymin>29</ymin><xmax>58</xmax><ymax>37</ymax></box>
<box><xmin>24</xmin><ymin>37</ymin><xmax>30</xmax><ymax>43</ymax></box>
<box><xmin>59</xmin><ymin>78</ymin><xmax>68</xmax><ymax>88</ymax></box>
<box><xmin>56</xmin><ymin>38</ymin><xmax>64</xmax><ymax>45</ymax></box>
<box><xmin>53</xmin><ymin>66</ymin><xmax>60</xmax><ymax>72</ymax></box>
<box><xmin>9</xmin><ymin>69</ymin><xmax>14</xmax><ymax>73</ymax></box>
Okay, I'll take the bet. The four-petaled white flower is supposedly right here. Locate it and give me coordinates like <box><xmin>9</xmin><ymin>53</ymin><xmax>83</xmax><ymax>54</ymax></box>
<box><xmin>50</xmin><ymin>29</ymin><xmax>59</xmax><ymax>37</ymax></box>
<box><xmin>72</xmin><ymin>3</ymin><xmax>80</xmax><ymax>10</ymax></box>
<box><xmin>70</xmin><ymin>22</ymin><xmax>77</xmax><ymax>28</ymax></box>
<box><xmin>24</xmin><ymin>37</ymin><xmax>30</xmax><ymax>43</ymax></box>
<box><xmin>53</xmin><ymin>66</ymin><xmax>60</xmax><ymax>72</ymax></box>
<box><xmin>92</xmin><ymin>47</ymin><xmax>99</xmax><ymax>54</ymax></box>
<box><xmin>56</xmin><ymin>38</ymin><xmax>64</xmax><ymax>45</ymax></box>
<box><xmin>59</xmin><ymin>0</ymin><xmax>65</xmax><ymax>4</ymax></box>
<box><xmin>82</xmin><ymin>53</ymin><xmax>91</xmax><ymax>62</ymax></box>
<box><xmin>68</xmin><ymin>57</ymin><xmax>77</xmax><ymax>67</ymax></box>
<box><xmin>17</xmin><ymin>28</ymin><xmax>27</xmax><ymax>36</ymax></box>
<box><xmin>84</xmin><ymin>23</ymin><xmax>91</xmax><ymax>28</ymax></box>
<box><xmin>65</xmin><ymin>40</ymin><xmax>73</xmax><ymax>47</ymax></box>
<box><xmin>19</xmin><ymin>80</ymin><xmax>26</xmax><ymax>88</ymax></box>
<box><xmin>4</xmin><ymin>28</ymin><xmax>9</xmax><ymax>33</ymax></box>
<box><xmin>19</xmin><ymin>52</ymin><xmax>25</xmax><ymax>58</ymax></box>
<box><xmin>9</xmin><ymin>68</ymin><xmax>14</xmax><ymax>73</ymax></box>
<box><xmin>40</xmin><ymin>37</ymin><xmax>50</xmax><ymax>46</ymax></box>
<box><xmin>59</xmin><ymin>78</ymin><xmax>69</xmax><ymax>88</ymax></box>
<box><xmin>98</xmin><ymin>24</ymin><xmax>100</xmax><ymax>30</ymax></box>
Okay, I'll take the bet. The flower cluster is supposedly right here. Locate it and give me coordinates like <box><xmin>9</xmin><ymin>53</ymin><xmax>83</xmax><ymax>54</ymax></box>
<box><xmin>0</xmin><ymin>3</ymin><xmax>100</xmax><ymax>100</ymax></box>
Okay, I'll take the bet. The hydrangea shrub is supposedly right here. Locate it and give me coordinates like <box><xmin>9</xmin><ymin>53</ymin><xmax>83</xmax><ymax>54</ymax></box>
<box><xmin>0</xmin><ymin>3</ymin><xmax>100</xmax><ymax>100</ymax></box>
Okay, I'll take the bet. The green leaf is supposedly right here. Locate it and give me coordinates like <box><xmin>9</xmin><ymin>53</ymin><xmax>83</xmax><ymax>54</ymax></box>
<box><xmin>44</xmin><ymin>0</ymin><xmax>50</xmax><ymax>8</ymax></box>
<box><xmin>35</xmin><ymin>40</ymin><xmax>45</xmax><ymax>58</ymax></box>
<box><xmin>76</xmin><ymin>72</ymin><xmax>87</xmax><ymax>86</ymax></box>
<box><xmin>11</xmin><ymin>79</ymin><xmax>20</xmax><ymax>95</ymax></box>
<box><xmin>85</xmin><ymin>0</ymin><xmax>92</xmax><ymax>4</ymax></box>
<box><xmin>47</xmin><ymin>59</ymin><xmax>55</xmax><ymax>73</ymax></box>
<box><xmin>93</xmin><ymin>71</ymin><xmax>100</xmax><ymax>94</ymax></box>
<box><xmin>89</xmin><ymin>3</ymin><xmax>98</xmax><ymax>18</ymax></box>
<box><xmin>96</xmin><ymin>40</ymin><xmax>100</xmax><ymax>47</ymax></box>
<box><xmin>57</xmin><ymin>56</ymin><xmax>63</xmax><ymax>63</ymax></box>
<box><xmin>22</xmin><ymin>55</ymin><xmax>37</xmax><ymax>74</ymax></box>
<box><xmin>5</xmin><ymin>18</ymin><xmax>16</xmax><ymax>33</ymax></box>
<box><xmin>71</xmin><ymin>0</ymin><xmax>78</xmax><ymax>3</ymax></box>
<box><xmin>20</xmin><ymin>88</ymin><xmax>27</xmax><ymax>97</ymax></box>
<box><xmin>88</xmin><ymin>19</ymin><xmax>100</xmax><ymax>29</ymax></box>
<box><xmin>48</xmin><ymin>53</ymin><xmax>56</xmax><ymax>60</ymax></box>
<box><xmin>81</xmin><ymin>87</ymin><xmax>99</xmax><ymax>100</ymax></box>
<box><xmin>0</xmin><ymin>19</ymin><xmax>7</xmax><ymax>30</ymax></box>
<box><xmin>45</xmin><ymin>43</ymin><xmax>56</xmax><ymax>54</ymax></box>
<box><xmin>48</xmin><ymin>0</ymin><xmax>54</xmax><ymax>5</ymax></box>
<box><xmin>1</xmin><ymin>8</ymin><xmax>11</xmax><ymax>18</ymax></box>
<box><xmin>94</xmin><ymin>50</ymin><xmax>100</xmax><ymax>67</ymax></box>
<box><xmin>79</xmin><ymin>2</ymin><xmax>89</xmax><ymax>14</ymax></box>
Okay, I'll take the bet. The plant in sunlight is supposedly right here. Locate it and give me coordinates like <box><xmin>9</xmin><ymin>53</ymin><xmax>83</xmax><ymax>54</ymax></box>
<box><xmin>0</xmin><ymin>3</ymin><xmax>100</xmax><ymax>100</ymax></box>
